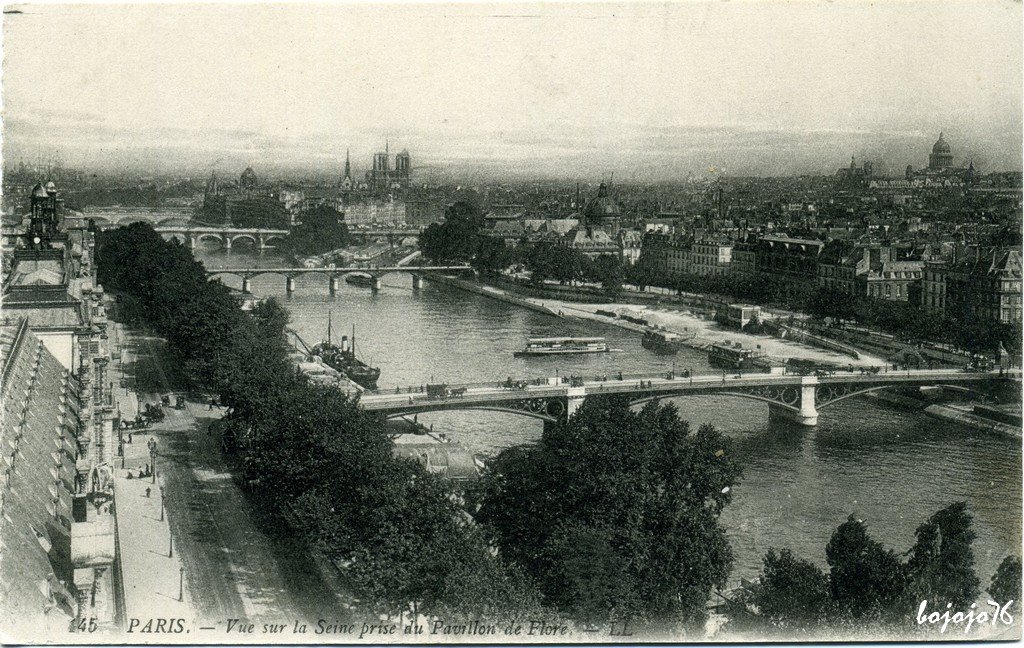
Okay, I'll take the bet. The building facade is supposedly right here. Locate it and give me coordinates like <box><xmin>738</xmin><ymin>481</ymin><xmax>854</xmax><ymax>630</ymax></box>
<box><xmin>2</xmin><ymin>182</ymin><xmax>122</xmax><ymax>634</ymax></box>
<box><xmin>754</xmin><ymin>235</ymin><xmax>824</xmax><ymax>297</ymax></box>
<box><xmin>691</xmin><ymin>240</ymin><xmax>733</xmax><ymax>276</ymax></box>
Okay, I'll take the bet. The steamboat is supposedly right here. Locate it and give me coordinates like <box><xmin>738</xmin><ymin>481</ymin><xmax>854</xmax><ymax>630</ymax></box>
<box><xmin>310</xmin><ymin>313</ymin><xmax>381</xmax><ymax>389</ymax></box>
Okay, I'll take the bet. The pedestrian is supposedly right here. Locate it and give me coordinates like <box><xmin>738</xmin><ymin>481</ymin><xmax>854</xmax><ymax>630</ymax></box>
<box><xmin>145</xmin><ymin>487</ymin><xmax>151</xmax><ymax>498</ymax></box>
<box><xmin>128</xmin><ymin>432</ymin><xmax>133</xmax><ymax>444</ymax></box>
<box><xmin>208</xmin><ymin>398</ymin><xmax>214</xmax><ymax>411</ymax></box>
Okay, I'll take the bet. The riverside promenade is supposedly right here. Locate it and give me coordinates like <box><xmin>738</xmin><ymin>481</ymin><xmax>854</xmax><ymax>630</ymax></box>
<box><xmin>110</xmin><ymin>321</ymin><xmax>352</xmax><ymax>633</ymax></box>
<box><xmin>109</xmin><ymin>321</ymin><xmax>196</xmax><ymax>626</ymax></box>
<box><xmin>113</xmin><ymin>469</ymin><xmax>195</xmax><ymax>625</ymax></box>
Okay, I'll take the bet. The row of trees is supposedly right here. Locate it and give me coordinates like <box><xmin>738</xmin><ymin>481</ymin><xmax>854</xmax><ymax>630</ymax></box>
<box><xmin>741</xmin><ymin>503</ymin><xmax>1020</xmax><ymax>636</ymax></box>
<box><xmin>96</xmin><ymin>223</ymin><xmax>539</xmax><ymax>621</ymax></box>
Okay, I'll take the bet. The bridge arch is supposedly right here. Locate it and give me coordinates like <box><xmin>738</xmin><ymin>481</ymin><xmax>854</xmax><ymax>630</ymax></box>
<box><xmin>230</xmin><ymin>234</ymin><xmax>258</xmax><ymax>248</ymax></box>
<box><xmin>380</xmin><ymin>402</ymin><xmax>562</xmax><ymax>423</ymax></box>
<box><xmin>196</xmin><ymin>232</ymin><xmax>225</xmax><ymax>247</ymax></box>
<box><xmin>628</xmin><ymin>388</ymin><xmax>802</xmax><ymax>414</ymax></box>
<box><xmin>816</xmin><ymin>382</ymin><xmax>994</xmax><ymax>410</ymax></box>
<box><xmin>156</xmin><ymin>216</ymin><xmax>192</xmax><ymax>227</ymax></box>
<box><xmin>207</xmin><ymin>269</ymin><xmax>290</xmax><ymax>282</ymax></box>
<box><xmin>262</xmin><ymin>235</ymin><xmax>285</xmax><ymax>247</ymax></box>
<box><xmin>161</xmin><ymin>232</ymin><xmax>188</xmax><ymax>245</ymax></box>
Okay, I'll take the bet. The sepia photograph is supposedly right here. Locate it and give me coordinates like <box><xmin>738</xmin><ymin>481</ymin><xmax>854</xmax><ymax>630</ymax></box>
<box><xmin>0</xmin><ymin>1</ymin><xmax>1021</xmax><ymax>644</ymax></box>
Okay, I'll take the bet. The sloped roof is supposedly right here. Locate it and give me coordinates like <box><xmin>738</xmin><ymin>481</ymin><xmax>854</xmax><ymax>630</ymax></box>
<box><xmin>1</xmin><ymin>323</ymin><xmax>80</xmax><ymax>633</ymax></box>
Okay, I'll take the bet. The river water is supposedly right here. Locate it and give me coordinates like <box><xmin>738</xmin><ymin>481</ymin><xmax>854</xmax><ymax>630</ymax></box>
<box><xmin>204</xmin><ymin>249</ymin><xmax>1021</xmax><ymax>587</ymax></box>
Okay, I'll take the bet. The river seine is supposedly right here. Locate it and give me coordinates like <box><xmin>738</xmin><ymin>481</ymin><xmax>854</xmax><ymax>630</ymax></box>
<box><xmin>204</xmin><ymin>249</ymin><xmax>1021</xmax><ymax>587</ymax></box>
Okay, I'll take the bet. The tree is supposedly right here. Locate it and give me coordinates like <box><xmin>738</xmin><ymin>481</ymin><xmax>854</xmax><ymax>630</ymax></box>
<box><xmin>476</xmin><ymin>396</ymin><xmax>742</xmax><ymax>627</ymax></box>
<box><xmin>905</xmin><ymin>502</ymin><xmax>980</xmax><ymax>610</ymax></box>
<box><xmin>419</xmin><ymin>201</ymin><xmax>484</xmax><ymax>262</ymax></box>
<box><xmin>280</xmin><ymin>204</ymin><xmax>349</xmax><ymax>255</ymax></box>
<box><xmin>590</xmin><ymin>254</ymin><xmax>625</xmax><ymax>297</ymax></box>
<box><xmin>755</xmin><ymin>549</ymin><xmax>833</xmax><ymax>629</ymax></box>
<box><xmin>988</xmin><ymin>556</ymin><xmax>1021</xmax><ymax>609</ymax></box>
<box><xmin>541</xmin><ymin>521</ymin><xmax>636</xmax><ymax>624</ymax></box>
<box><xmin>473</xmin><ymin>236</ymin><xmax>515</xmax><ymax>275</ymax></box>
<box><xmin>825</xmin><ymin>516</ymin><xmax>908</xmax><ymax>620</ymax></box>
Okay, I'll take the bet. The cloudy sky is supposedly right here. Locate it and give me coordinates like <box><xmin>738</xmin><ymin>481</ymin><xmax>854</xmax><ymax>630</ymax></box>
<box><xmin>3</xmin><ymin>1</ymin><xmax>1021</xmax><ymax>179</ymax></box>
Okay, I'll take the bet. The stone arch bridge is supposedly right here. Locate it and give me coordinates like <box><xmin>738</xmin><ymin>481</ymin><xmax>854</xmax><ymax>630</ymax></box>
<box><xmin>207</xmin><ymin>265</ymin><xmax>472</xmax><ymax>293</ymax></box>
<box><xmin>358</xmin><ymin>369</ymin><xmax>1020</xmax><ymax>427</ymax></box>
<box><xmin>156</xmin><ymin>226</ymin><xmax>289</xmax><ymax>251</ymax></box>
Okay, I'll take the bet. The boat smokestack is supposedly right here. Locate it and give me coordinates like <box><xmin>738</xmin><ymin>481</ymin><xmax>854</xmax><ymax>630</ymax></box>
<box><xmin>341</xmin><ymin>335</ymin><xmax>350</xmax><ymax>352</ymax></box>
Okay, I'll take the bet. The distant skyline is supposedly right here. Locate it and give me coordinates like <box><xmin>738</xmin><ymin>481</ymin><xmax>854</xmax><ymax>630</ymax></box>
<box><xmin>3</xmin><ymin>2</ymin><xmax>1021</xmax><ymax>180</ymax></box>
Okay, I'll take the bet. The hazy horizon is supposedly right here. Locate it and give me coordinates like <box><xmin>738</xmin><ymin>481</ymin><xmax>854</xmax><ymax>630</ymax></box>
<box><xmin>3</xmin><ymin>2</ymin><xmax>1022</xmax><ymax>180</ymax></box>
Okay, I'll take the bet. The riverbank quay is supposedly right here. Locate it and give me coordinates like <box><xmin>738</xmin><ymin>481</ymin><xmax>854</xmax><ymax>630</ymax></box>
<box><xmin>795</xmin><ymin>321</ymin><xmax>975</xmax><ymax>368</ymax></box>
<box><xmin>427</xmin><ymin>272</ymin><xmax>886</xmax><ymax>368</ymax></box>
<box><xmin>924</xmin><ymin>403</ymin><xmax>1022</xmax><ymax>439</ymax></box>
<box><xmin>864</xmin><ymin>388</ymin><xmax>1022</xmax><ymax>439</ymax></box>
<box><xmin>426</xmin><ymin>273</ymin><xmax>562</xmax><ymax>316</ymax></box>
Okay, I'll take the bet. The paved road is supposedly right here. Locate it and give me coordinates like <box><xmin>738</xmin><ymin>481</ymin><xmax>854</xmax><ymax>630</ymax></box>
<box><xmin>122</xmin><ymin>329</ymin><xmax>353</xmax><ymax>631</ymax></box>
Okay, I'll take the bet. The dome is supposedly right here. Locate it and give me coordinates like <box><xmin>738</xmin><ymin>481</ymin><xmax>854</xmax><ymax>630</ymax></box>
<box><xmin>239</xmin><ymin>167</ymin><xmax>258</xmax><ymax>189</ymax></box>
<box><xmin>932</xmin><ymin>133</ymin><xmax>951</xmax><ymax>154</ymax></box>
<box><xmin>45</xmin><ymin>181</ymin><xmax>56</xmax><ymax>194</ymax></box>
<box><xmin>31</xmin><ymin>183</ymin><xmax>48</xmax><ymax>198</ymax></box>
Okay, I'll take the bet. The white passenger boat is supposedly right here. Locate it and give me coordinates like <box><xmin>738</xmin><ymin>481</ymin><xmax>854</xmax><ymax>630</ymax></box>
<box><xmin>513</xmin><ymin>337</ymin><xmax>609</xmax><ymax>357</ymax></box>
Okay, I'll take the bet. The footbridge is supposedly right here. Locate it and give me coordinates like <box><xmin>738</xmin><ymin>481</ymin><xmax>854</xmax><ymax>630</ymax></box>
<box><xmin>207</xmin><ymin>265</ymin><xmax>471</xmax><ymax>293</ymax></box>
<box><xmin>156</xmin><ymin>226</ymin><xmax>290</xmax><ymax>251</ymax></box>
<box><xmin>358</xmin><ymin>368</ymin><xmax>1020</xmax><ymax>427</ymax></box>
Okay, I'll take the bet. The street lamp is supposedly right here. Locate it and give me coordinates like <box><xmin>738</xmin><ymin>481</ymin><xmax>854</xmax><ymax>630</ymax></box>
<box><xmin>148</xmin><ymin>438</ymin><xmax>157</xmax><ymax>484</ymax></box>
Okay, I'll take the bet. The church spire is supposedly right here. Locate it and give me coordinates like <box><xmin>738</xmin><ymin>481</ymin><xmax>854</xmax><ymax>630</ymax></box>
<box><xmin>344</xmin><ymin>148</ymin><xmax>351</xmax><ymax>179</ymax></box>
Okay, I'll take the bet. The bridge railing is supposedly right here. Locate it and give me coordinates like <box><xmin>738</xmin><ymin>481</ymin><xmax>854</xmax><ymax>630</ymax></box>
<box><xmin>358</xmin><ymin>366</ymin><xmax>1012</xmax><ymax>400</ymax></box>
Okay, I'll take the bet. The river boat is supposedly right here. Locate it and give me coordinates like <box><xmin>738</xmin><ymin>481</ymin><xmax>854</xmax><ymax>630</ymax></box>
<box><xmin>641</xmin><ymin>329</ymin><xmax>693</xmax><ymax>355</ymax></box>
<box><xmin>310</xmin><ymin>313</ymin><xmax>381</xmax><ymax>389</ymax></box>
<box><xmin>708</xmin><ymin>342</ymin><xmax>767</xmax><ymax>372</ymax></box>
<box><xmin>389</xmin><ymin>421</ymin><xmax>480</xmax><ymax>481</ymax></box>
<box><xmin>345</xmin><ymin>272</ymin><xmax>375</xmax><ymax>287</ymax></box>
<box><xmin>514</xmin><ymin>337</ymin><xmax>609</xmax><ymax>357</ymax></box>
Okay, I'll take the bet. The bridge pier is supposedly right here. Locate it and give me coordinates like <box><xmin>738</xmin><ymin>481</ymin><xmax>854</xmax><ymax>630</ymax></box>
<box><xmin>566</xmin><ymin>388</ymin><xmax>586</xmax><ymax>418</ymax></box>
<box><xmin>223</xmin><ymin>237</ymin><xmax>232</xmax><ymax>251</ymax></box>
<box><xmin>329</xmin><ymin>275</ymin><xmax>340</xmax><ymax>295</ymax></box>
<box><xmin>569</xmin><ymin>391</ymin><xmax>585</xmax><ymax>417</ymax></box>
<box><xmin>241</xmin><ymin>277</ymin><xmax>251</xmax><ymax>294</ymax></box>
<box><xmin>412</xmin><ymin>274</ymin><xmax>423</xmax><ymax>291</ymax></box>
<box><xmin>189</xmin><ymin>235</ymin><xmax>196</xmax><ymax>251</ymax></box>
<box><xmin>768</xmin><ymin>377</ymin><xmax>819</xmax><ymax>426</ymax></box>
<box><xmin>371</xmin><ymin>275</ymin><xmax>382</xmax><ymax>292</ymax></box>
<box><xmin>286</xmin><ymin>276</ymin><xmax>296</xmax><ymax>293</ymax></box>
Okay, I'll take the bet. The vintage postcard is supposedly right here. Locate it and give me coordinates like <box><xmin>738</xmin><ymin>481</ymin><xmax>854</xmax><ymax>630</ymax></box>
<box><xmin>1</xmin><ymin>1</ymin><xmax>1021</xmax><ymax>644</ymax></box>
